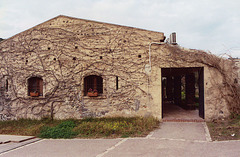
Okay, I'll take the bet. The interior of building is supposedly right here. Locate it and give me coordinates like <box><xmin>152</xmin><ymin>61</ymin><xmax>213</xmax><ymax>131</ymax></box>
<box><xmin>161</xmin><ymin>67</ymin><xmax>204</xmax><ymax>121</ymax></box>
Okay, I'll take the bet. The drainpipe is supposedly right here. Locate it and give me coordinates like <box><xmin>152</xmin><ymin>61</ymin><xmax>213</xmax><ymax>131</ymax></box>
<box><xmin>147</xmin><ymin>42</ymin><xmax>164</xmax><ymax>105</ymax></box>
<box><xmin>148</xmin><ymin>42</ymin><xmax>165</xmax><ymax>73</ymax></box>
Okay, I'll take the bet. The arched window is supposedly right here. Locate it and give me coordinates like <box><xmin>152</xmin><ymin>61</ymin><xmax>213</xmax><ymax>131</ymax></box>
<box><xmin>84</xmin><ymin>75</ymin><xmax>103</xmax><ymax>96</ymax></box>
<box><xmin>28</xmin><ymin>77</ymin><xmax>43</xmax><ymax>96</ymax></box>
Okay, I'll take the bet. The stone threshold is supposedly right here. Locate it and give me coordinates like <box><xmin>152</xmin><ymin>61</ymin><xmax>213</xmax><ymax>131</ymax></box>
<box><xmin>162</xmin><ymin>119</ymin><xmax>205</xmax><ymax>122</ymax></box>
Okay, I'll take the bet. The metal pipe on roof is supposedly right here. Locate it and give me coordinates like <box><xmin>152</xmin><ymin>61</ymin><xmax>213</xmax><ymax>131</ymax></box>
<box><xmin>148</xmin><ymin>42</ymin><xmax>164</xmax><ymax>73</ymax></box>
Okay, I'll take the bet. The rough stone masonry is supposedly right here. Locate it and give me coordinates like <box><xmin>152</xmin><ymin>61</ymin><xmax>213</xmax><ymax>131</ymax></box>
<box><xmin>0</xmin><ymin>15</ymin><xmax>238</xmax><ymax>121</ymax></box>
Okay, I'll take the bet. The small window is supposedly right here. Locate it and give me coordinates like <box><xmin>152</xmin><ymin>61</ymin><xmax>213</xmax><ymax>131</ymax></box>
<box><xmin>116</xmin><ymin>76</ymin><xmax>119</xmax><ymax>90</ymax></box>
<box><xmin>234</xmin><ymin>78</ymin><xmax>238</xmax><ymax>84</ymax></box>
<box><xmin>84</xmin><ymin>75</ymin><xmax>103</xmax><ymax>96</ymax></box>
<box><xmin>5</xmin><ymin>79</ymin><xmax>8</xmax><ymax>92</ymax></box>
<box><xmin>28</xmin><ymin>77</ymin><xmax>43</xmax><ymax>97</ymax></box>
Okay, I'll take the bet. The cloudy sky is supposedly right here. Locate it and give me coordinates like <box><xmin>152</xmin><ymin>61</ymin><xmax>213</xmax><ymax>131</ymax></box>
<box><xmin>0</xmin><ymin>0</ymin><xmax>240</xmax><ymax>57</ymax></box>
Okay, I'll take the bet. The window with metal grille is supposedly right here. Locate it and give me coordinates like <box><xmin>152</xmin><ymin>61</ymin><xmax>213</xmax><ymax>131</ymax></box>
<box><xmin>84</xmin><ymin>75</ymin><xmax>103</xmax><ymax>96</ymax></box>
<box><xmin>28</xmin><ymin>77</ymin><xmax>43</xmax><ymax>96</ymax></box>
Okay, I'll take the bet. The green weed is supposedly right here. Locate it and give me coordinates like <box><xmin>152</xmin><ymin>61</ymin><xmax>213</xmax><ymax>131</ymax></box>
<box><xmin>39</xmin><ymin>120</ymin><xmax>77</xmax><ymax>139</ymax></box>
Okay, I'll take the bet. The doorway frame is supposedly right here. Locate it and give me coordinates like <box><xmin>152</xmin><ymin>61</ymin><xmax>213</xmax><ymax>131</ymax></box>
<box><xmin>161</xmin><ymin>67</ymin><xmax>204</xmax><ymax>119</ymax></box>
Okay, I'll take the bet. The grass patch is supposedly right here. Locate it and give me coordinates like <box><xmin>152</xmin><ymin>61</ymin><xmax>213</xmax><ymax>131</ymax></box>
<box><xmin>0</xmin><ymin>116</ymin><xmax>159</xmax><ymax>139</ymax></box>
<box><xmin>39</xmin><ymin>120</ymin><xmax>78</xmax><ymax>139</ymax></box>
<box><xmin>73</xmin><ymin>116</ymin><xmax>159</xmax><ymax>138</ymax></box>
<box><xmin>207</xmin><ymin>114</ymin><xmax>240</xmax><ymax>141</ymax></box>
<box><xmin>0</xmin><ymin>118</ymin><xmax>62</xmax><ymax>136</ymax></box>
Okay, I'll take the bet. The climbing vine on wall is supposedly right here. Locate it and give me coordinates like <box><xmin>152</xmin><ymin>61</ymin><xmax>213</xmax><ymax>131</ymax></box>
<box><xmin>153</xmin><ymin>44</ymin><xmax>240</xmax><ymax>115</ymax></box>
<box><xmin>0</xmin><ymin>17</ymin><xmax>158</xmax><ymax>119</ymax></box>
<box><xmin>0</xmin><ymin>16</ymin><xmax>239</xmax><ymax>120</ymax></box>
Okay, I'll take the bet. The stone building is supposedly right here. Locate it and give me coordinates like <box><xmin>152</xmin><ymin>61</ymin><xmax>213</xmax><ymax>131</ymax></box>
<box><xmin>0</xmin><ymin>15</ymin><xmax>237</xmax><ymax>121</ymax></box>
<box><xmin>233</xmin><ymin>59</ymin><xmax>240</xmax><ymax>82</ymax></box>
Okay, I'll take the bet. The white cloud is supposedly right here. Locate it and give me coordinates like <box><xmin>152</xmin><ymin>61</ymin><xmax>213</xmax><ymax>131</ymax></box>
<box><xmin>0</xmin><ymin>0</ymin><xmax>239</xmax><ymax>57</ymax></box>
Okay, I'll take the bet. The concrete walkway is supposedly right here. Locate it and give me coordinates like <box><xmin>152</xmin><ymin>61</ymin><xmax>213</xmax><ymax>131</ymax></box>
<box><xmin>0</xmin><ymin>122</ymin><xmax>240</xmax><ymax>157</ymax></box>
<box><xmin>0</xmin><ymin>137</ymin><xmax>41</xmax><ymax>155</ymax></box>
<box><xmin>0</xmin><ymin>135</ymin><xmax>36</xmax><ymax>144</ymax></box>
<box><xmin>151</xmin><ymin>122</ymin><xmax>211</xmax><ymax>141</ymax></box>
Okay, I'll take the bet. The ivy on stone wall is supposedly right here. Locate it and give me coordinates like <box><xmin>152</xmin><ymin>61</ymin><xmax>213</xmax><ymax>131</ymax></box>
<box><xmin>0</xmin><ymin>16</ymin><xmax>239</xmax><ymax>120</ymax></box>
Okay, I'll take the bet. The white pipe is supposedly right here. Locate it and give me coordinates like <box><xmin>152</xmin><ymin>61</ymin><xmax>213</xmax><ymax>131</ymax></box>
<box><xmin>147</xmin><ymin>42</ymin><xmax>164</xmax><ymax>105</ymax></box>
<box><xmin>148</xmin><ymin>42</ymin><xmax>164</xmax><ymax>72</ymax></box>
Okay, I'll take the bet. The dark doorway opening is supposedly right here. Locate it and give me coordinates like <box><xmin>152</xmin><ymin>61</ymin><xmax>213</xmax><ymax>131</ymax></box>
<box><xmin>161</xmin><ymin>67</ymin><xmax>204</xmax><ymax>121</ymax></box>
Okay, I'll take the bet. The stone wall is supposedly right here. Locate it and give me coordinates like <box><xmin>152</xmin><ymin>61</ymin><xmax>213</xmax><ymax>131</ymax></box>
<box><xmin>149</xmin><ymin>45</ymin><xmax>235</xmax><ymax>120</ymax></box>
<box><xmin>233</xmin><ymin>59</ymin><xmax>240</xmax><ymax>83</ymax></box>
<box><xmin>0</xmin><ymin>15</ymin><xmax>236</xmax><ymax>121</ymax></box>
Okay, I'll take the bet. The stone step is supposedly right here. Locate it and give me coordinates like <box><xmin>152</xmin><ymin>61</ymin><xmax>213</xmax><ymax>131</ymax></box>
<box><xmin>162</xmin><ymin>119</ymin><xmax>205</xmax><ymax>122</ymax></box>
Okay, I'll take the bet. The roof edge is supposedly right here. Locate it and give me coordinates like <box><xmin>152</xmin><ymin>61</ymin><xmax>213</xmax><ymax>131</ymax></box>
<box><xmin>0</xmin><ymin>15</ymin><xmax>63</xmax><ymax>43</ymax></box>
<box><xmin>57</xmin><ymin>15</ymin><xmax>164</xmax><ymax>35</ymax></box>
<box><xmin>1</xmin><ymin>15</ymin><xmax>164</xmax><ymax>44</ymax></box>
